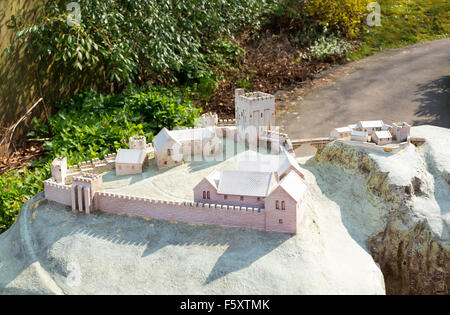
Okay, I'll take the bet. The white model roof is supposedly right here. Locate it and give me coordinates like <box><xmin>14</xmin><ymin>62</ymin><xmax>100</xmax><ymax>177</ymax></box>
<box><xmin>351</xmin><ymin>130</ymin><xmax>368</xmax><ymax>137</ymax></box>
<box><xmin>374</xmin><ymin>130</ymin><xmax>392</xmax><ymax>139</ymax></box>
<box><xmin>217</xmin><ymin>170</ymin><xmax>274</xmax><ymax>197</ymax></box>
<box><xmin>276</xmin><ymin>171</ymin><xmax>307</xmax><ymax>202</ymax></box>
<box><xmin>335</xmin><ymin>126</ymin><xmax>352</xmax><ymax>133</ymax></box>
<box><xmin>278</xmin><ymin>152</ymin><xmax>303</xmax><ymax>178</ymax></box>
<box><xmin>348</xmin><ymin>124</ymin><xmax>357</xmax><ymax>129</ymax></box>
<box><xmin>237</xmin><ymin>154</ymin><xmax>280</xmax><ymax>173</ymax></box>
<box><xmin>169</xmin><ymin>127</ymin><xmax>215</xmax><ymax>142</ymax></box>
<box><xmin>153</xmin><ymin>128</ymin><xmax>179</xmax><ymax>149</ymax></box>
<box><xmin>115</xmin><ymin>149</ymin><xmax>146</xmax><ymax>165</ymax></box>
<box><xmin>205</xmin><ymin>170</ymin><xmax>221</xmax><ymax>189</ymax></box>
<box><xmin>357</xmin><ymin>120</ymin><xmax>384</xmax><ymax>129</ymax></box>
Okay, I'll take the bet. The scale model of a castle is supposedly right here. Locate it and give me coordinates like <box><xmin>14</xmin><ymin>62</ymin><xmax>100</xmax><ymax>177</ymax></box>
<box><xmin>43</xmin><ymin>89</ymin><xmax>307</xmax><ymax>234</ymax></box>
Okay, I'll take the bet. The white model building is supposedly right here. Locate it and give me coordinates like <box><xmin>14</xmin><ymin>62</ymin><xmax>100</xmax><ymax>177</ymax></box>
<box><xmin>152</xmin><ymin>127</ymin><xmax>220</xmax><ymax>169</ymax></box>
<box><xmin>351</xmin><ymin>130</ymin><xmax>369</xmax><ymax>142</ymax></box>
<box><xmin>372</xmin><ymin>130</ymin><xmax>393</xmax><ymax>145</ymax></box>
<box><xmin>330</xmin><ymin>126</ymin><xmax>352</xmax><ymax>139</ymax></box>
<box><xmin>355</xmin><ymin>120</ymin><xmax>384</xmax><ymax>134</ymax></box>
<box><xmin>235</xmin><ymin>88</ymin><xmax>275</xmax><ymax>144</ymax></box>
<box><xmin>115</xmin><ymin>149</ymin><xmax>148</xmax><ymax>176</ymax></box>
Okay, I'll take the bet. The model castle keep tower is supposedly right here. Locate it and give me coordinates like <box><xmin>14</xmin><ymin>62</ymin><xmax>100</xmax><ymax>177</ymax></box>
<box><xmin>235</xmin><ymin>88</ymin><xmax>275</xmax><ymax>144</ymax></box>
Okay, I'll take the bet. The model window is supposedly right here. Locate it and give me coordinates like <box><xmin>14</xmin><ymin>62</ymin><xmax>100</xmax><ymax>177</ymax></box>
<box><xmin>261</xmin><ymin>113</ymin><xmax>263</xmax><ymax>118</ymax></box>
<box><xmin>281</xmin><ymin>201</ymin><xmax>286</xmax><ymax>210</ymax></box>
<box><xmin>279</xmin><ymin>219</ymin><xmax>283</xmax><ymax>224</ymax></box>
<box><xmin>276</xmin><ymin>200</ymin><xmax>279</xmax><ymax>209</ymax></box>
<box><xmin>203</xmin><ymin>191</ymin><xmax>206</xmax><ymax>199</ymax></box>
<box><xmin>257</xmin><ymin>197</ymin><xmax>260</xmax><ymax>201</ymax></box>
<box><xmin>240</xmin><ymin>196</ymin><xmax>244</xmax><ymax>201</ymax></box>
<box><xmin>224</xmin><ymin>195</ymin><xmax>228</xmax><ymax>200</ymax></box>
<box><xmin>167</xmin><ymin>149</ymin><xmax>172</xmax><ymax>156</ymax></box>
<box><xmin>207</xmin><ymin>191</ymin><xmax>210</xmax><ymax>199</ymax></box>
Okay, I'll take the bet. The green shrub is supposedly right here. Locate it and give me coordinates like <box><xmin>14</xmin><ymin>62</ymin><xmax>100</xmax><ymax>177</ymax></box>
<box><xmin>29</xmin><ymin>84</ymin><xmax>200</xmax><ymax>165</ymax></box>
<box><xmin>1</xmin><ymin>84</ymin><xmax>199</xmax><ymax>233</ymax></box>
<box><xmin>307</xmin><ymin>30</ymin><xmax>353</xmax><ymax>61</ymax></box>
<box><xmin>4</xmin><ymin>0</ymin><xmax>272</xmax><ymax>91</ymax></box>
<box><xmin>0</xmin><ymin>167</ymin><xmax>50</xmax><ymax>232</ymax></box>
<box><xmin>262</xmin><ymin>0</ymin><xmax>370</xmax><ymax>40</ymax></box>
<box><xmin>305</xmin><ymin>0</ymin><xmax>370</xmax><ymax>38</ymax></box>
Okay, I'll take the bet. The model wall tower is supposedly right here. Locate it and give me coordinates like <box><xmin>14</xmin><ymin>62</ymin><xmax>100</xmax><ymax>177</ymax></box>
<box><xmin>71</xmin><ymin>173</ymin><xmax>103</xmax><ymax>214</ymax></box>
<box><xmin>129</xmin><ymin>136</ymin><xmax>147</xmax><ymax>150</ymax></box>
<box><xmin>51</xmin><ymin>157</ymin><xmax>67</xmax><ymax>184</ymax></box>
<box><xmin>392</xmin><ymin>122</ymin><xmax>411</xmax><ymax>142</ymax></box>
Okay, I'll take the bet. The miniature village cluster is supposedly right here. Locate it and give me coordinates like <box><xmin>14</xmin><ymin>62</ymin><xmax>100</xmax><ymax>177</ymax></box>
<box><xmin>44</xmin><ymin>89</ymin><xmax>306</xmax><ymax>234</ymax></box>
<box><xmin>330</xmin><ymin>120</ymin><xmax>411</xmax><ymax>151</ymax></box>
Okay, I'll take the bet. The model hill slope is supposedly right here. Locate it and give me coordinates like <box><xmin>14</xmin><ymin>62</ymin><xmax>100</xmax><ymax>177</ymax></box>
<box><xmin>0</xmin><ymin>125</ymin><xmax>448</xmax><ymax>294</ymax></box>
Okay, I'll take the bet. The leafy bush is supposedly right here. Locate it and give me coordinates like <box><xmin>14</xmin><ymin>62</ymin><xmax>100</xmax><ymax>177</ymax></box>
<box><xmin>307</xmin><ymin>30</ymin><xmax>353</xmax><ymax>61</ymax></box>
<box><xmin>0</xmin><ymin>84</ymin><xmax>199</xmax><ymax>233</ymax></box>
<box><xmin>305</xmin><ymin>0</ymin><xmax>370</xmax><ymax>38</ymax></box>
<box><xmin>0</xmin><ymin>167</ymin><xmax>50</xmax><ymax>232</ymax></box>
<box><xmin>29</xmin><ymin>84</ymin><xmax>200</xmax><ymax>164</ymax></box>
<box><xmin>4</xmin><ymin>0</ymin><xmax>271</xmax><ymax>91</ymax></box>
<box><xmin>263</xmin><ymin>0</ymin><xmax>370</xmax><ymax>39</ymax></box>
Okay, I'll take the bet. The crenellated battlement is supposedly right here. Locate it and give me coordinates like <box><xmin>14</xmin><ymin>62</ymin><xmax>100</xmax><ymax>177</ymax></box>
<box><xmin>44</xmin><ymin>179</ymin><xmax>71</xmax><ymax>190</ymax></box>
<box><xmin>94</xmin><ymin>191</ymin><xmax>264</xmax><ymax>214</ymax></box>
<box><xmin>237</xmin><ymin>91</ymin><xmax>275</xmax><ymax>101</ymax></box>
<box><xmin>73</xmin><ymin>172</ymin><xmax>102</xmax><ymax>182</ymax></box>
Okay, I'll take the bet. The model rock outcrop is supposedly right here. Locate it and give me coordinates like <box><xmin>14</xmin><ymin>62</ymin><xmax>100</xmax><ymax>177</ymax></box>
<box><xmin>312</xmin><ymin>125</ymin><xmax>449</xmax><ymax>294</ymax></box>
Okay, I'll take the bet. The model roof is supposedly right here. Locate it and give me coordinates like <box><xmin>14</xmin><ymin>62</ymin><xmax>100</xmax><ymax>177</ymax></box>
<box><xmin>335</xmin><ymin>126</ymin><xmax>352</xmax><ymax>133</ymax></box>
<box><xmin>351</xmin><ymin>130</ymin><xmax>368</xmax><ymax>137</ymax></box>
<box><xmin>153</xmin><ymin>127</ymin><xmax>179</xmax><ymax>149</ymax></box>
<box><xmin>217</xmin><ymin>170</ymin><xmax>274</xmax><ymax>197</ymax></box>
<box><xmin>357</xmin><ymin>120</ymin><xmax>384</xmax><ymax>129</ymax></box>
<box><xmin>168</xmin><ymin>127</ymin><xmax>216</xmax><ymax>142</ymax></box>
<box><xmin>115</xmin><ymin>149</ymin><xmax>146</xmax><ymax>164</ymax></box>
<box><xmin>276</xmin><ymin>171</ymin><xmax>307</xmax><ymax>202</ymax></box>
<box><xmin>205</xmin><ymin>170</ymin><xmax>221</xmax><ymax>189</ymax></box>
<box><xmin>374</xmin><ymin>130</ymin><xmax>392</xmax><ymax>139</ymax></box>
<box><xmin>237</xmin><ymin>154</ymin><xmax>280</xmax><ymax>173</ymax></box>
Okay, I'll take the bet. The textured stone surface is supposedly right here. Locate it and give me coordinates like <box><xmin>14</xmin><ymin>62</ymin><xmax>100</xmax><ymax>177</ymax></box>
<box><xmin>0</xmin><ymin>183</ymin><xmax>384</xmax><ymax>294</ymax></box>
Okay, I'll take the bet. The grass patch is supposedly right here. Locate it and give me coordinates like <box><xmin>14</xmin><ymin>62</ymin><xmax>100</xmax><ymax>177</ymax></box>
<box><xmin>350</xmin><ymin>0</ymin><xmax>449</xmax><ymax>59</ymax></box>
